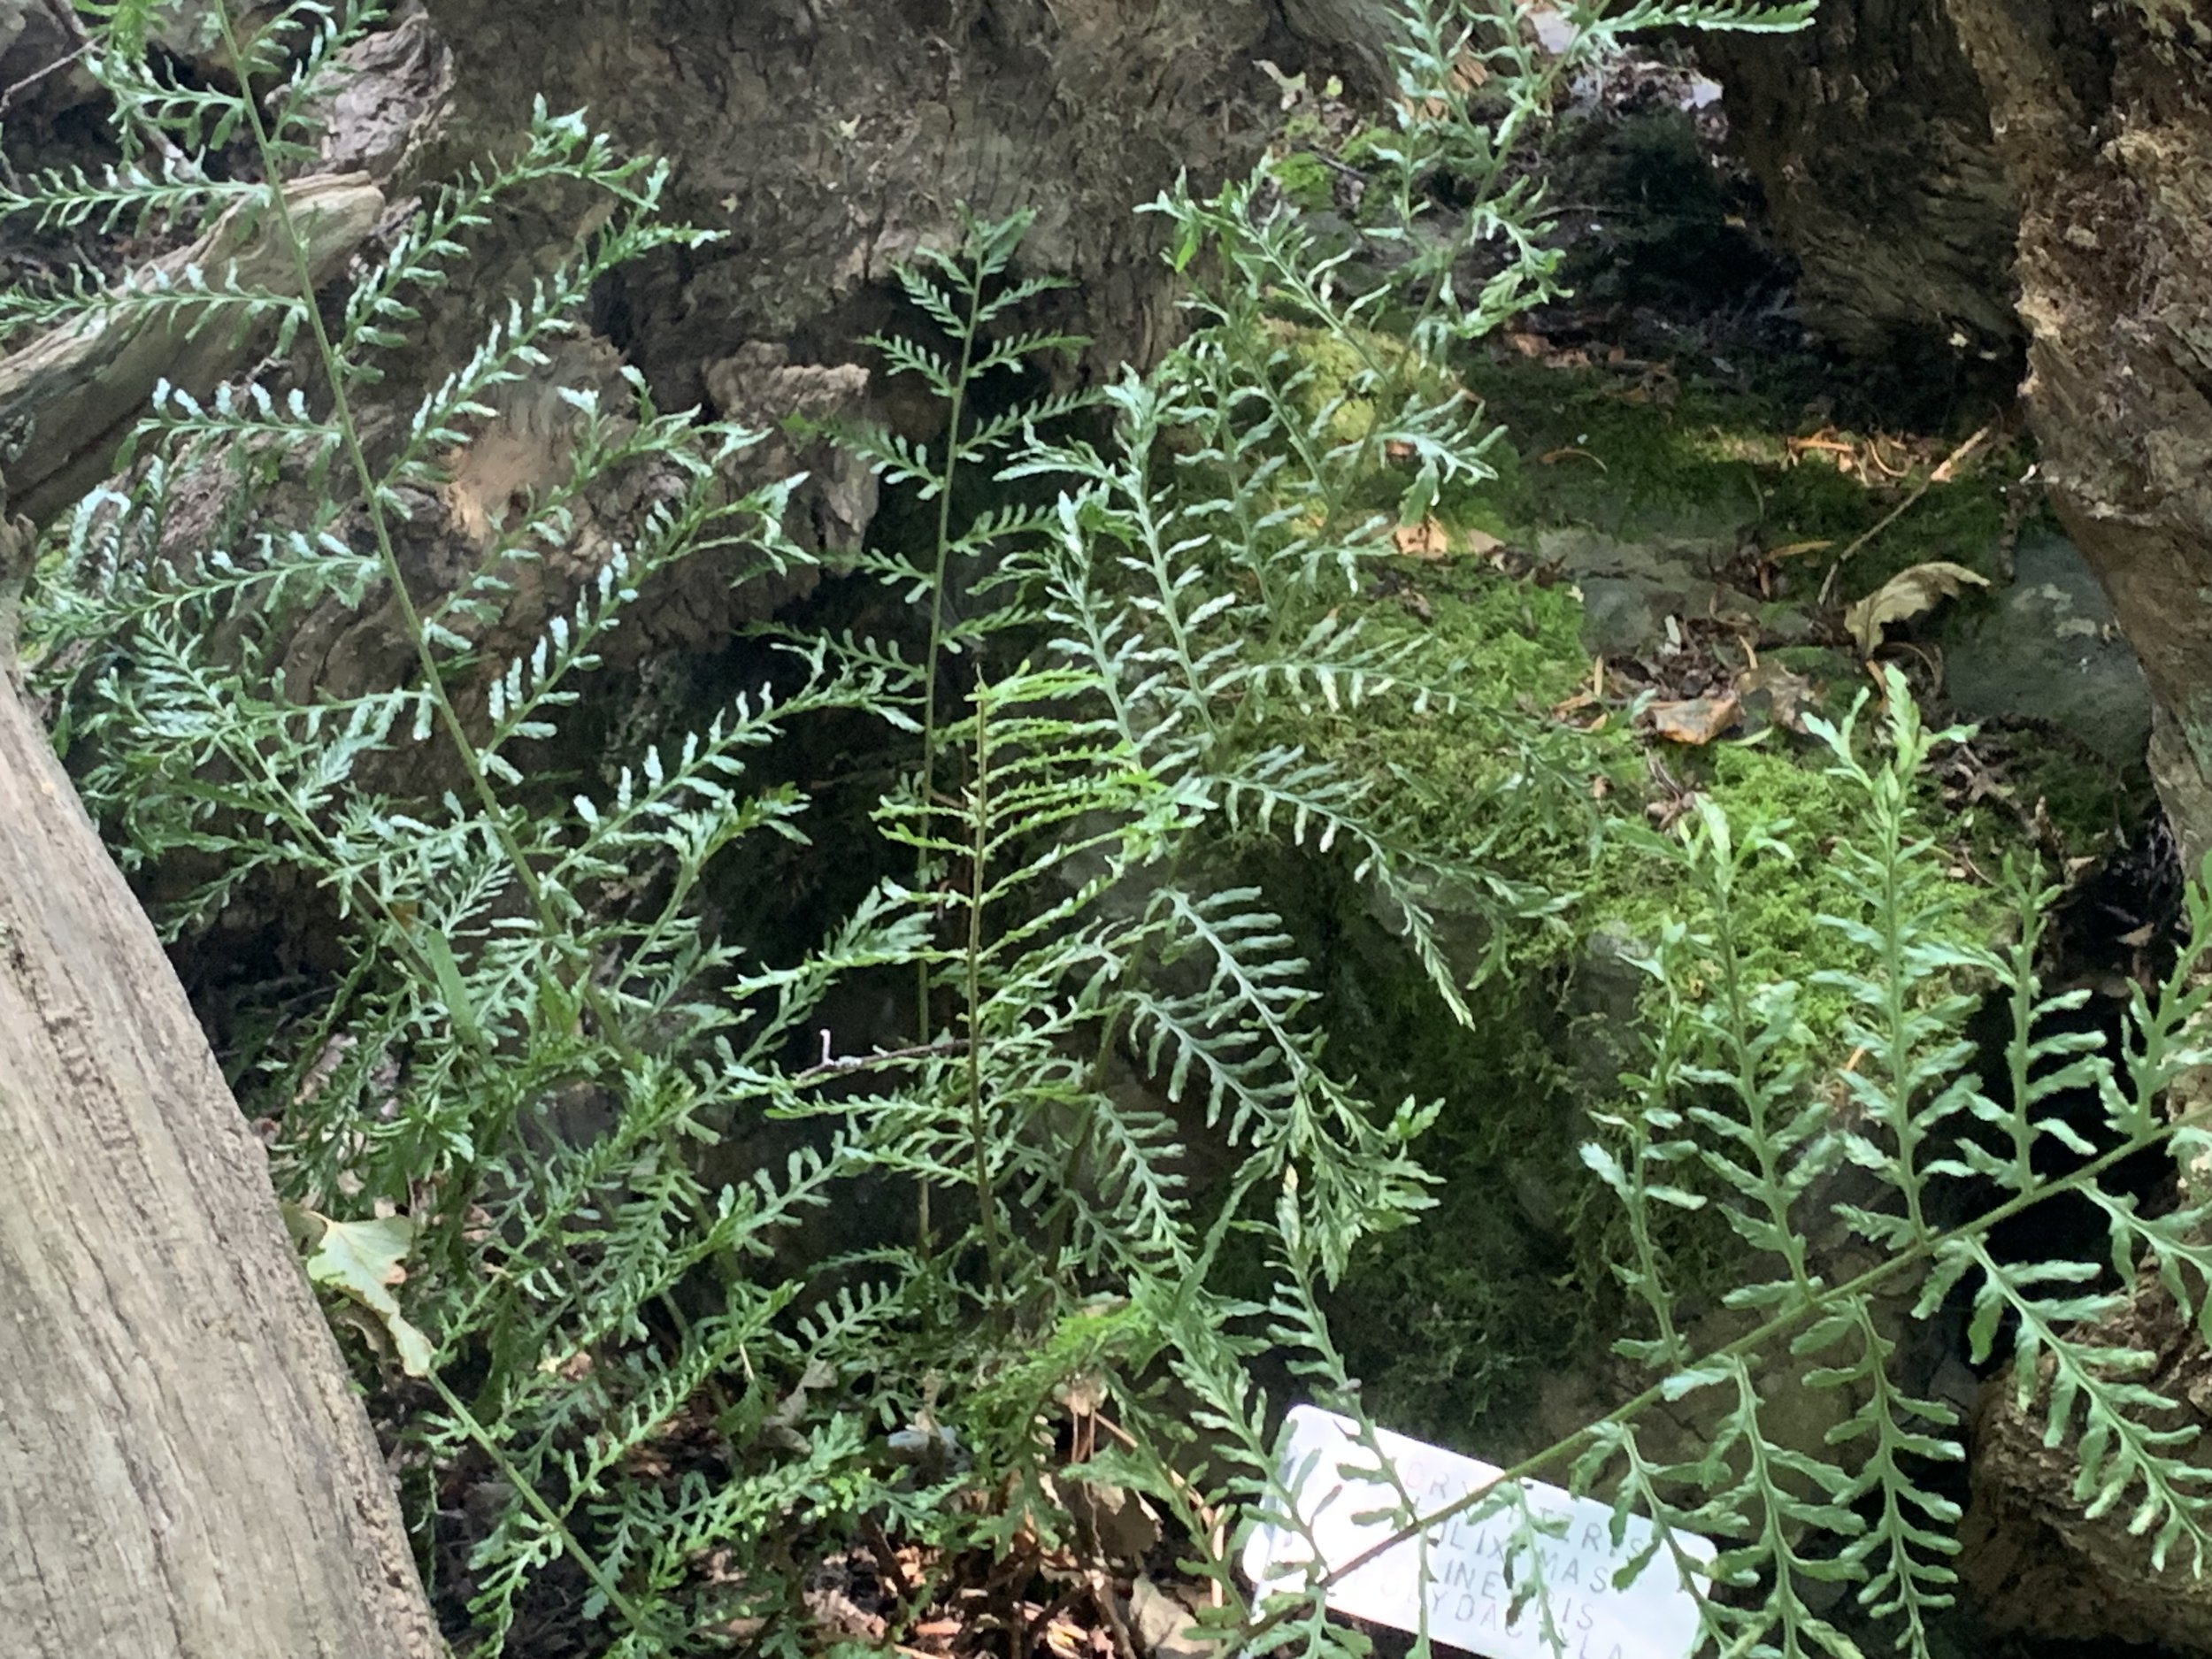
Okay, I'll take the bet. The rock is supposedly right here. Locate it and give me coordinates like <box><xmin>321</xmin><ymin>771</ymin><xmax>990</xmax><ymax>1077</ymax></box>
<box><xmin>1128</xmin><ymin>1576</ymin><xmax>1217</xmax><ymax>1659</ymax></box>
<box><xmin>1937</xmin><ymin>528</ymin><xmax>2152</xmax><ymax>766</ymax></box>
<box><xmin>1535</xmin><ymin>527</ymin><xmax>1749</xmax><ymax>657</ymax></box>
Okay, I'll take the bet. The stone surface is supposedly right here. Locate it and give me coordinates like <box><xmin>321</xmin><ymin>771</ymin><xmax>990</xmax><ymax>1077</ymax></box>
<box><xmin>1937</xmin><ymin>527</ymin><xmax>2152</xmax><ymax>765</ymax></box>
<box><xmin>1537</xmin><ymin>527</ymin><xmax>1746</xmax><ymax>658</ymax></box>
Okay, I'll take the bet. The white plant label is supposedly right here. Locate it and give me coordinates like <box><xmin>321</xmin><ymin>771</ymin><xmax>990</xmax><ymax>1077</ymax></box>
<box><xmin>1240</xmin><ymin>1407</ymin><xmax>1714</xmax><ymax>1659</ymax></box>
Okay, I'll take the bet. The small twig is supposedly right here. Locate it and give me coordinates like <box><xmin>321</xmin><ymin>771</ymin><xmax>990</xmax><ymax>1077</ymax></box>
<box><xmin>797</xmin><ymin>1035</ymin><xmax>970</xmax><ymax>1085</ymax></box>
<box><xmin>0</xmin><ymin>39</ymin><xmax>90</xmax><ymax>115</ymax></box>
<box><xmin>861</xmin><ymin>1516</ymin><xmax>914</xmax><ymax>1602</ymax></box>
<box><xmin>1021</xmin><ymin>1586</ymin><xmax>1087</xmax><ymax>1656</ymax></box>
<box><xmin>1817</xmin><ymin>419</ymin><xmax>1994</xmax><ymax>607</ymax></box>
<box><xmin>1088</xmin><ymin>1569</ymin><xmax>1142</xmax><ymax>1659</ymax></box>
<box><xmin>1298</xmin><ymin>147</ymin><xmax>1367</xmax><ymax>182</ymax></box>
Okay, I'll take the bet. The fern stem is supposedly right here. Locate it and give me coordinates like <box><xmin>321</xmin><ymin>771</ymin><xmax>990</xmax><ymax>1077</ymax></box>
<box><xmin>426</xmin><ymin>1373</ymin><xmax>659</xmax><ymax>1640</ymax></box>
<box><xmin>1707</xmin><ymin>846</ymin><xmax>1819</xmax><ymax>1298</ymax></box>
<box><xmin>211</xmin><ymin>0</ymin><xmax>638</xmax><ymax>1064</ymax></box>
<box><xmin>964</xmin><ymin>675</ymin><xmax>1003</xmax><ymax>1304</ymax></box>
<box><xmin>1326</xmin><ymin>1</ymin><xmax>1574</xmax><ymax>533</ymax></box>
<box><xmin>1234</xmin><ymin>1092</ymin><xmax>2212</xmax><ymax>1650</ymax></box>
<box><xmin>911</xmin><ymin>234</ymin><xmax>990</xmax><ymax>1245</ymax></box>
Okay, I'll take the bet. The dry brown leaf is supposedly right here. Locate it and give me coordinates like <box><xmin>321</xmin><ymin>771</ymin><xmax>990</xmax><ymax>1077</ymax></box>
<box><xmin>1764</xmin><ymin>538</ymin><xmax>1834</xmax><ymax>561</ymax></box>
<box><xmin>1463</xmin><ymin>525</ymin><xmax>1503</xmax><ymax>557</ymax></box>
<box><xmin>1735</xmin><ymin>661</ymin><xmax>1816</xmax><ymax>733</ymax></box>
<box><xmin>1538</xmin><ymin>446</ymin><xmax>1605</xmax><ymax>469</ymax></box>
<box><xmin>1402</xmin><ymin>50</ymin><xmax>1487</xmax><ymax>119</ymax></box>
<box><xmin>1391</xmin><ymin>517</ymin><xmax>1452</xmax><ymax>559</ymax></box>
<box><xmin>1642</xmin><ymin>694</ymin><xmax>1741</xmax><ymax>746</ymax></box>
<box><xmin>1843</xmin><ymin>560</ymin><xmax>1991</xmax><ymax>656</ymax></box>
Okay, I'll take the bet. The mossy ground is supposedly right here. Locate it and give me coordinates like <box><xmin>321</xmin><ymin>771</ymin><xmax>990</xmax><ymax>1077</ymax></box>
<box><xmin>1273</xmin><ymin>334</ymin><xmax>2125</xmax><ymax>1453</ymax></box>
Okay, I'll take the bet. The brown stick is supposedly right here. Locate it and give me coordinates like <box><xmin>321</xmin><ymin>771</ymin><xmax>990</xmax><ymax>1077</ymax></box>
<box><xmin>0</xmin><ymin>172</ymin><xmax>384</xmax><ymax>526</ymax></box>
<box><xmin>1817</xmin><ymin>419</ymin><xmax>1996</xmax><ymax>607</ymax></box>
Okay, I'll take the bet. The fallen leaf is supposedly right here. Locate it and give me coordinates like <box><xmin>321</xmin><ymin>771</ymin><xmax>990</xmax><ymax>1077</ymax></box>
<box><xmin>1463</xmin><ymin>526</ymin><xmax>1503</xmax><ymax>557</ymax></box>
<box><xmin>1844</xmin><ymin>560</ymin><xmax>1992</xmax><ymax>656</ymax></box>
<box><xmin>1641</xmin><ymin>694</ymin><xmax>1741</xmax><ymax>746</ymax></box>
<box><xmin>1065</xmin><ymin>1479</ymin><xmax>1162</xmax><ymax>1561</ymax></box>
<box><xmin>1764</xmin><ymin>538</ymin><xmax>1834</xmax><ymax>561</ymax></box>
<box><xmin>1734</xmin><ymin>661</ymin><xmax>1816</xmax><ymax>733</ymax></box>
<box><xmin>1391</xmin><ymin>517</ymin><xmax>1452</xmax><ymax>559</ymax></box>
<box><xmin>1538</xmin><ymin>447</ymin><xmax>1605</xmax><ymax>469</ymax></box>
<box><xmin>292</xmin><ymin>1209</ymin><xmax>434</xmax><ymax>1376</ymax></box>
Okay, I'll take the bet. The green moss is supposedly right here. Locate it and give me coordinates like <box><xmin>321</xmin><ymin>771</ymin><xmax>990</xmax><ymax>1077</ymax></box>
<box><xmin>1267</xmin><ymin>319</ymin><xmax>1416</xmax><ymax>450</ymax></box>
<box><xmin>1278</xmin><ymin>551</ymin><xmax>2018</xmax><ymax>1458</ymax></box>
<box><xmin>1338</xmin><ymin>123</ymin><xmax>1398</xmax><ymax>169</ymax></box>
<box><xmin>1459</xmin><ymin>354</ymin><xmax>2017</xmax><ymax>599</ymax></box>
<box><xmin>1270</xmin><ymin>149</ymin><xmax>1336</xmax><ymax>213</ymax></box>
<box><xmin>1296</xmin><ymin>556</ymin><xmax>2017</xmax><ymax>1055</ymax></box>
<box><xmin>1240</xmin><ymin>341</ymin><xmax>2112</xmax><ymax>1459</ymax></box>
<box><xmin>1263</xmin><ymin>325</ymin><xmax>1547</xmax><ymax>539</ymax></box>
<box><xmin>1298</xmin><ymin>864</ymin><xmax>1593</xmax><ymax>1447</ymax></box>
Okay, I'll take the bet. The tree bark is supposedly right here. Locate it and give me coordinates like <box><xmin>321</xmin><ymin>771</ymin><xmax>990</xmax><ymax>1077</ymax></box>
<box><xmin>0</xmin><ymin>658</ymin><xmax>442</xmax><ymax>1657</ymax></box>
<box><xmin>0</xmin><ymin>145</ymin><xmax>433</xmax><ymax>1655</ymax></box>
<box><xmin>0</xmin><ymin>174</ymin><xmax>384</xmax><ymax>525</ymax></box>
<box><xmin>1700</xmin><ymin>0</ymin><xmax>2212</xmax><ymax>871</ymax></box>
<box><xmin>1939</xmin><ymin>0</ymin><xmax>2212</xmax><ymax>877</ymax></box>
<box><xmin>1693</xmin><ymin>1</ymin><xmax>2019</xmax><ymax>367</ymax></box>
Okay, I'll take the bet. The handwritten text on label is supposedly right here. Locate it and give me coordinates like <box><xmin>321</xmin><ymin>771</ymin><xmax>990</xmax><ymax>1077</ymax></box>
<box><xmin>1240</xmin><ymin>1407</ymin><xmax>1714</xmax><ymax>1659</ymax></box>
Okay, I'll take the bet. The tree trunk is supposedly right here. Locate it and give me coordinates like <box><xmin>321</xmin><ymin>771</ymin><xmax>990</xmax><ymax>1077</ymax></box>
<box><xmin>0</xmin><ymin>664</ymin><xmax>440</xmax><ymax>1655</ymax></box>
<box><xmin>1939</xmin><ymin>0</ymin><xmax>2212</xmax><ymax>878</ymax></box>
<box><xmin>1692</xmin><ymin>0</ymin><xmax>2019</xmax><ymax>369</ymax></box>
<box><xmin>1700</xmin><ymin>0</ymin><xmax>2212</xmax><ymax>873</ymax></box>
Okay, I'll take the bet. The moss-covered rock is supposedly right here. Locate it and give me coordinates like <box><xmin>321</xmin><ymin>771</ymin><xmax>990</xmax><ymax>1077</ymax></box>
<box><xmin>1248</xmin><ymin>325</ymin><xmax>2140</xmax><ymax>1459</ymax></box>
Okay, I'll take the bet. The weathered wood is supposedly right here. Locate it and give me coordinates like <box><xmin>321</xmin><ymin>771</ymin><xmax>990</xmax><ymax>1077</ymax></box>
<box><xmin>0</xmin><ymin>157</ymin><xmax>433</xmax><ymax>1655</ymax></box>
<box><xmin>1701</xmin><ymin>0</ymin><xmax>2212</xmax><ymax>868</ymax></box>
<box><xmin>1694</xmin><ymin>4</ymin><xmax>2018</xmax><ymax>367</ymax></box>
<box><xmin>1962</xmin><ymin>1264</ymin><xmax>2212</xmax><ymax>1649</ymax></box>
<box><xmin>0</xmin><ymin>542</ymin><xmax>438</xmax><ymax>1653</ymax></box>
<box><xmin>1939</xmin><ymin>0</ymin><xmax>2212</xmax><ymax>876</ymax></box>
<box><xmin>0</xmin><ymin>173</ymin><xmax>383</xmax><ymax>524</ymax></box>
